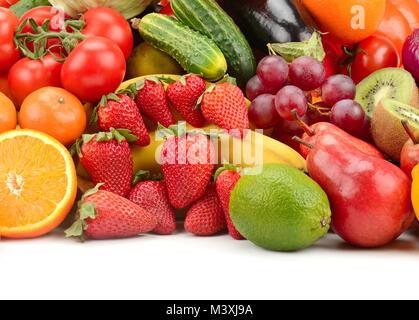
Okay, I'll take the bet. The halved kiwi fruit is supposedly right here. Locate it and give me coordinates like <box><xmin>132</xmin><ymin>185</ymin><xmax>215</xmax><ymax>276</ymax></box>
<box><xmin>371</xmin><ymin>98</ymin><xmax>419</xmax><ymax>161</ymax></box>
<box><xmin>356</xmin><ymin>68</ymin><xmax>419</xmax><ymax>117</ymax></box>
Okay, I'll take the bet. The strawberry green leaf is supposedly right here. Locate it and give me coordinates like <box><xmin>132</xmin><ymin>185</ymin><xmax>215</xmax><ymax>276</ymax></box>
<box><xmin>132</xmin><ymin>170</ymin><xmax>150</xmax><ymax>186</ymax></box>
<box><xmin>158</xmin><ymin>76</ymin><xmax>177</xmax><ymax>85</ymax></box>
<box><xmin>135</xmin><ymin>79</ymin><xmax>146</xmax><ymax>91</ymax></box>
<box><xmin>69</xmin><ymin>138</ymin><xmax>83</xmax><ymax>158</ymax></box>
<box><xmin>214</xmin><ymin>163</ymin><xmax>238</xmax><ymax>182</ymax></box>
<box><xmin>79</xmin><ymin>202</ymin><xmax>98</xmax><ymax>220</ymax></box>
<box><xmin>95</xmin><ymin>131</ymin><xmax>114</xmax><ymax>142</ymax></box>
<box><xmin>168</xmin><ymin>122</ymin><xmax>187</xmax><ymax>138</ymax></box>
<box><xmin>111</xmin><ymin>128</ymin><xmax>126</xmax><ymax>144</ymax></box>
<box><xmin>82</xmin><ymin>133</ymin><xmax>97</xmax><ymax>144</ymax></box>
<box><xmin>81</xmin><ymin>183</ymin><xmax>104</xmax><ymax>202</ymax></box>
<box><xmin>115</xmin><ymin>128</ymin><xmax>139</xmax><ymax>144</ymax></box>
<box><xmin>146</xmin><ymin>76</ymin><xmax>160</xmax><ymax>85</ymax></box>
<box><xmin>64</xmin><ymin>220</ymin><xmax>83</xmax><ymax>238</ymax></box>
<box><xmin>156</xmin><ymin>123</ymin><xmax>176</xmax><ymax>139</ymax></box>
<box><xmin>117</xmin><ymin>83</ymin><xmax>138</xmax><ymax>99</ymax></box>
<box><xmin>89</xmin><ymin>105</ymin><xmax>99</xmax><ymax>125</ymax></box>
<box><xmin>106</xmin><ymin>93</ymin><xmax>122</xmax><ymax>103</ymax></box>
<box><xmin>216</xmin><ymin>74</ymin><xmax>237</xmax><ymax>86</ymax></box>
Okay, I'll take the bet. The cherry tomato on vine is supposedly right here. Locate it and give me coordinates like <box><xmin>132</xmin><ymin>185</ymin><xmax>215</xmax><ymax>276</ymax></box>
<box><xmin>81</xmin><ymin>7</ymin><xmax>133</xmax><ymax>60</ymax></box>
<box><xmin>159</xmin><ymin>0</ymin><xmax>170</xmax><ymax>6</ymax></box>
<box><xmin>61</xmin><ymin>36</ymin><xmax>126</xmax><ymax>103</ymax></box>
<box><xmin>19</xmin><ymin>6</ymin><xmax>70</xmax><ymax>54</ymax></box>
<box><xmin>350</xmin><ymin>35</ymin><xmax>400</xmax><ymax>84</ymax></box>
<box><xmin>8</xmin><ymin>53</ymin><xmax>63</xmax><ymax>107</ymax></box>
<box><xmin>0</xmin><ymin>8</ymin><xmax>21</xmax><ymax>72</ymax></box>
<box><xmin>0</xmin><ymin>0</ymin><xmax>19</xmax><ymax>8</ymax></box>
<box><xmin>159</xmin><ymin>4</ymin><xmax>176</xmax><ymax>18</ymax></box>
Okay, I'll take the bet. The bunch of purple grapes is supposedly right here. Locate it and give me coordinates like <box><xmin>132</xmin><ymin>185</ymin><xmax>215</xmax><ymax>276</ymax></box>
<box><xmin>246</xmin><ymin>55</ymin><xmax>371</xmax><ymax>140</ymax></box>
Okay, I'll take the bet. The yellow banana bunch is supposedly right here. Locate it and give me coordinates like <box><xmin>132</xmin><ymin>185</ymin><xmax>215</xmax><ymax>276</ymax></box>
<box><xmin>78</xmin><ymin>75</ymin><xmax>307</xmax><ymax>178</ymax></box>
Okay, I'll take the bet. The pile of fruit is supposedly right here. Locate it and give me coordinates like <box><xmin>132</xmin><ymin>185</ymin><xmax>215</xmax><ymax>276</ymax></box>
<box><xmin>0</xmin><ymin>0</ymin><xmax>418</xmax><ymax>251</ymax></box>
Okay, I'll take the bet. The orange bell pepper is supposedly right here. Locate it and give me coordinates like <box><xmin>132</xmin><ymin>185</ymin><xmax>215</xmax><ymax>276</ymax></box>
<box><xmin>412</xmin><ymin>165</ymin><xmax>419</xmax><ymax>219</ymax></box>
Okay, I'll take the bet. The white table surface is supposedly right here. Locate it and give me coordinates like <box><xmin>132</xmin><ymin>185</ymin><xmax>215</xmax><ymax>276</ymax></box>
<box><xmin>1</xmin><ymin>225</ymin><xmax>419</xmax><ymax>300</ymax></box>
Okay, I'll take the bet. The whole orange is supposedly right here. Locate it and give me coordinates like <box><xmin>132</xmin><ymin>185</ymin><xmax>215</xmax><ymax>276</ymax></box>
<box><xmin>0</xmin><ymin>72</ymin><xmax>17</xmax><ymax>106</ymax></box>
<box><xmin>19</xmin><ymin>87</ymin><xmax>87</xmax><ymax>146</ymax></box>
<box><xmin>301</xmin><ymin>0</ymin><xmax>386</xmax><ymax>44</ymax></box>
<box><xmin>0</xmin><ymin>91</ymin><xmax>17</xmax><ymax>133</ymax></box>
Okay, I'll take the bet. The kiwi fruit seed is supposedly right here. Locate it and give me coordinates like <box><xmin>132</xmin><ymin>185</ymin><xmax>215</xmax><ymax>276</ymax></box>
<box><xmin>371</xmin><ymin>98</ymin><xmax>419</xmax><ymax>161</ymax></box>
<box><xmin>356</xmin><ymin>68</ymin><xmax>419</xmax><ymax>117</ymax></box>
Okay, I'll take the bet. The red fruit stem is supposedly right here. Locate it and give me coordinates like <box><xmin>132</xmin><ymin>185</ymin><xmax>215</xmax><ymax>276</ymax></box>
<box><xmin>402</xmin><ymin>120</ymin><xmax>418</xmax><ymax>145</ymax></box>
<box><xmin>292</xmin><ymin>136</ymin><xmax>314</xmax><ymax>149</ymax></box>
<box><xmin>291</xmin><ymin>109</ymin><xmax>315</xmax><ymax>136</ymax></box>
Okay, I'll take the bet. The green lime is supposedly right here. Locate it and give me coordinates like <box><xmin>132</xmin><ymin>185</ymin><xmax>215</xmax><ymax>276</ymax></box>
<box><xmin>230</xmin><ymin>164</ymin><xmax>331</xmax><ymax>251</ymax></box>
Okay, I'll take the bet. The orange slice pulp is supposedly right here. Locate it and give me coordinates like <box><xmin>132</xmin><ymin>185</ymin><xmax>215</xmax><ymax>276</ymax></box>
<box><xmin>0</xmin><ymin>129</ymin><xmax>77</xmax><ymax>238</ymax></box>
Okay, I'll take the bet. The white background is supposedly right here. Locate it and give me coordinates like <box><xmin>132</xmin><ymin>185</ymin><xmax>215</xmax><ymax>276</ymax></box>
<box><xmin>2</xmin><ymin>224</ymin><xmax>419</xmax><ymax>300</ymax></box>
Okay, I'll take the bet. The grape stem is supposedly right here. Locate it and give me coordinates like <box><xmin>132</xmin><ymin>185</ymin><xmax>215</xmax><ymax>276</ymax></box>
<box><xmin>291</xmin><ymin>109</ymin><xmax>315</xmax><ymax>136</ymax></box>
<box><xmin>401</xmin><ymin>120</ymin><xmax>418</xmax><ymax>144</ymax></box>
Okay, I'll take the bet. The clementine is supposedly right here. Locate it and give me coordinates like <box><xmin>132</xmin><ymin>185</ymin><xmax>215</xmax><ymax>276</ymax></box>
<box><xmin>301</xmin><ymin>0</ymin><xmax>386</xmax><ymax>44</ymax></box>
<box><xmin>19</xmin><ymin>87</ymin><xmax>87</xmax><ymax>146</ymax></box>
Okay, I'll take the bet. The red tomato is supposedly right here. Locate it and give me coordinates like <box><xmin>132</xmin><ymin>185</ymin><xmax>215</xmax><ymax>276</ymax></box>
<box><xmin>389</xmin><ymin>0</ymin><xmax>419</xmax><ymax>30</ymax></box>
<box><xmin>350</xmin><ymin>35</ymin><xmax>399</xmax><ymax>84</ymax></box>
<box><xmin>20</xmin><ymin>6</ymin><xmax>70</xmax><ymax>53</ymax></box>
<box><xmin>159</xmin><ymin>4</ymin><xmax>176</xmax><ymax>18</ymax></box>
<box><xmin>8</xmin><ymin>53</ymin><xmax>63</xmax><ymax>107</ymax></box>
<box><xmin>322</xmin><ymin>38</ymin><xmax>342</xmax><ymax>79</ymax></box>
<box><xmin>159</xmin><ymin>0</ymin><xmax>170</xmax><ymax>6</ymax></box>
<box><xmin>0</xmin><ymin>0</ymin><xmax>19</xmax><ymax>8</ymax></box>
<box><xmin>61</xmin><ymin>37</ymin><xmax>126</xmax><ymax>103</ymax></box>
<box><xmin>0</xmin><ymin>8</ymin><xmax>21</xmax><ymax>72</ymax></box>
<box><xmin>81</xmin><ymin>7</ymin><xmax>133</xmax><ymax>60</ymax></box>
<box><xmin>375</xmin><ymin>2</ymin><xmax>412</xmax><ymax>59</ymax></box>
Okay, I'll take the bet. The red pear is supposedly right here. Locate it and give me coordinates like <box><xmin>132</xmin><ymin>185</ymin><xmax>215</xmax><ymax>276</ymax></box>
<box><xmin>305</xmin><ymin>134</ymin><xmax>414</xmax><ymax>248</ymax></box>
<box><xmin>298</xmin><ymin>121</ymin><xmax>384</xmax><ymax>160</ymax></box>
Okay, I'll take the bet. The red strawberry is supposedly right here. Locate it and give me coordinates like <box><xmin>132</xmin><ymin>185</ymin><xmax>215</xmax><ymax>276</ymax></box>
<box><xmin>65</xmin><ymin>185</ymin><xmax>157</xmax><ymax>241</ymax></box>
<box><xmin>160</xmin><ymin>127</ymin><xmax>215</xmax><ymax>208</ymax></box>
<box><xmin>135</xmin><ymin>77</ymin><xmax>175</xmax><ymax>127</ymax></box>
<box><xmin>215</xmin><ymin>166</ymin><xmax>244</xmax><ymax>240</ymax></box>
<box><xmin>166</xmin><ymin>74</ymin><xmax>207</xmax><ymax>128</ymax></box>
<box><xmin>74</xmin><ymin>129</ymin><xmax>135</xmax><ymax>197</ymax></box>
<box><xmin>200</xmin><ymin>82</ymin><xmax>249</xmax><ymax>137</ymax></box>
<box><xmin>184</xmin><ymin>183</ymin><xmax>226</xmax><ymax>236</ymax></box>
<box><xmin>94</xmin><ymin>93</ymin><xmax>150</xmax><ymax>147</ymax></box>
<box><xmin>128</xmin><ymin>179</ymin><xmax>176</xmax><ymax>235</ymax></box>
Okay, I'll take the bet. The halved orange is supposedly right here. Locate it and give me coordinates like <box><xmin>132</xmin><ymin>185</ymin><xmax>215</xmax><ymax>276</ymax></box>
<box><xmin>0</xmin><ymin>129</ymin><xmax>77</xmax><ymax>238</ymax></box>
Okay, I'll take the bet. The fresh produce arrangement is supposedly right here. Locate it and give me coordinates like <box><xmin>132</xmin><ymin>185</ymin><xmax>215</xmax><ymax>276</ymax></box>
<box><xmin>0</xmin><ymin>0</ymin><xmax>418</xmax><ymax>253</ymax></box>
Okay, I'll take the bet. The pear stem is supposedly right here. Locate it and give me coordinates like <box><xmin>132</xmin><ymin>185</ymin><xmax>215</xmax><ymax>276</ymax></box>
<box><xmin>291</xmin><ymin>109</ymin><xmax>315</xmax><ymax>137</ymax></box>
<box><xmin>292</xmin><ymin>136</ymin><xmax>314</xmax><ymax>149</ymax></box>
<box><xmin>401</xmin><ymin>120</ymin><xmax>418</xmax><ymax>145</ymax></box>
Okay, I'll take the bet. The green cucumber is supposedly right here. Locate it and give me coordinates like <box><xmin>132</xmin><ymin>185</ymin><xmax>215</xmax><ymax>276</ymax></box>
<box><xmin>134</xmin><ymin>13</ymin><xmax>227</xmax><ymax>82</ymax></box>
<box><xmin>171</xmin><ymin>0</ymin><xmax>256</xmax><ymax>86</ymax></box>
<box><xmin>10</xmin><ymin>0</ymin><xmax>51</xmax><ymax>18</ymax></box>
